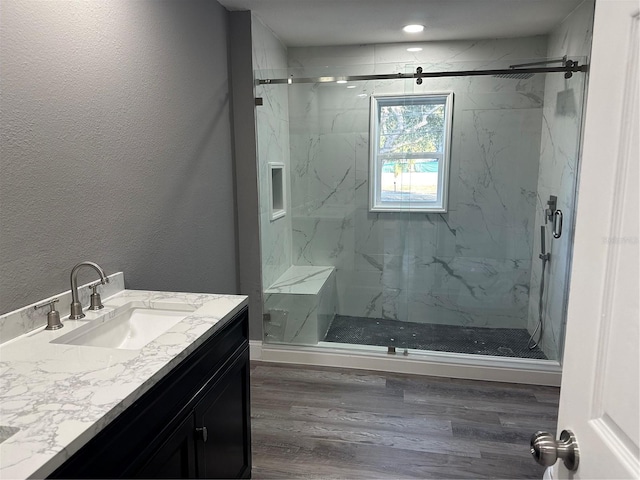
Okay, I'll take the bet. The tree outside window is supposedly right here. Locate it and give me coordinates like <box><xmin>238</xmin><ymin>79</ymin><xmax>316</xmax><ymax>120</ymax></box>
<box><xmin>369</xmin><ymin>93</ymin><xmax>453</xmax><ymax>212</ymax></box>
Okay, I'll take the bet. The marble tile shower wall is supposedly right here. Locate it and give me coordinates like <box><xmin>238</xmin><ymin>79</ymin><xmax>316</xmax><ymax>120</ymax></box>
<box><xmin>527</xmin><ymin>0</ymin><xmax>594</xmax><ymax>360</ymax></box>
<box><xmin>252</xmin><ymin>18</ymin><xmax>292</xmax><ymax>289</ymax></box>
<box><xmin>287</xmin><ymin>38</ymin><xmax>549</xmax><ymax>329</ymax></box>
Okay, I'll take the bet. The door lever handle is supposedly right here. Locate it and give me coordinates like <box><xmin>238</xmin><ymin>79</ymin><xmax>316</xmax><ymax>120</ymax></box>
<box><xmin>530</xmin><ymin>430</ymin><xmax>579</xmax><ymax>471</ymax></box>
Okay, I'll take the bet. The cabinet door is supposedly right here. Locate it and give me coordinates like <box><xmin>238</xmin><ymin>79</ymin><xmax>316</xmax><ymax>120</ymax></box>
<box><xmin>195</xmin><ymin>347</ymin><xmax>251</xmax><ymax>479</ymax></box>
<box><xmin>135</xmin><ymin>414</ymin><xmax>197</xmax><ymax>479</ymax></box>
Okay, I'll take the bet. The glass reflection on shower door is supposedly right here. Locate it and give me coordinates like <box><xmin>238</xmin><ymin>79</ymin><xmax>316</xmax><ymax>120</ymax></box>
<box><xmin>364</xmin><ymin>71</ymin><xmax>418</xmax><ymax>352</ymax></box>
<box><xmin>400</xmin><ymin>62</ymin><xmax>549</xmax><ymax>359</ymax></box>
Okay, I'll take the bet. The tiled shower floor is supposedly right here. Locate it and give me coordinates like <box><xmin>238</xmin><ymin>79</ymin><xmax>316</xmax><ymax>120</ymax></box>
<box><xmin>324</xmin><ymin>315</ymin><xmax>547</xmax><ymax>359</ymax></box>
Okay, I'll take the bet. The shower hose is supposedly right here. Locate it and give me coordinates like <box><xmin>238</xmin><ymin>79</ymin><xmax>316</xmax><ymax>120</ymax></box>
<box><xmin>528</xmin><ymin>253</ymin><xmax>548</xmax><ymax>350</ymax></box>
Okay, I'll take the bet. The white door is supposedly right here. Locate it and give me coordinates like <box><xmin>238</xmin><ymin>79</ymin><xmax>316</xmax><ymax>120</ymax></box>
<box><xmin>551</xmin><ymin>0</ymin><xmax>639</xmax><ymax>478</ymax></box>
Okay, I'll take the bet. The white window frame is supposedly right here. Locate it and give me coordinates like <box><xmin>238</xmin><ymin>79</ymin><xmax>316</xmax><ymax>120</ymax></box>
<box><xmin>369</xmin><ymin>92</ymin><xmax>454</xmax><ymax>213</ymax></box>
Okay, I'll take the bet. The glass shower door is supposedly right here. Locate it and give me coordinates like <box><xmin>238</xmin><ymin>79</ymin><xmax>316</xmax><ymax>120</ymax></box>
<box><xmin>257</xmin><ymin>59</ymin><xmax>588</xmax><ymax>363</ymax></box>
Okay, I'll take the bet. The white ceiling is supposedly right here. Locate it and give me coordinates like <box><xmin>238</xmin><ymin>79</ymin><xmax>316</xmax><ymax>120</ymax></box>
<box><xmin>218</xmin><ymin>0</ymin><xmax>584</xmax><ymax>47</ymax></box>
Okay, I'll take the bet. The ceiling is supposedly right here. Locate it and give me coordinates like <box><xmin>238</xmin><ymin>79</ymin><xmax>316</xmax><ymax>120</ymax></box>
<box><xmin>218</xmin><ymin>0</ymin><xmax>584</xmax><ymax>47</ymax></box>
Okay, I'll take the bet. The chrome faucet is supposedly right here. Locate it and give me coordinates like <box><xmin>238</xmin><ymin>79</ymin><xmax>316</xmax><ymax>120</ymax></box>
<box><xmin>69</xmin><ymin>261</ymin><xmax>109</xmax><ymax>319</ymax></box>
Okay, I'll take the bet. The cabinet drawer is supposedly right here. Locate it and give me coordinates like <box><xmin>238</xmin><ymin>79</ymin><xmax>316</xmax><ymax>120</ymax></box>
<box><xmin>49</xmin><ymin>307</ymin><xmax>248</xmax><ymax>479</ymax></box>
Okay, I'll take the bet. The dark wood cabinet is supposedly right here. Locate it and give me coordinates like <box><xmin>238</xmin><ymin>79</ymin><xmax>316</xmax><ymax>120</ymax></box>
<box><xmin>136</xmin><ymin>414</ymin><xmax>197</xmax><ymax>479</ymax></box>
<box><xmin>49</xmin><ymin>307</ymin><xmax>251</xmax><ymax>479</ymax></box>
<box><xmin>196</xmin><ymin>350</ymin><xmax>251</xmax><ymax>479</ymax></box>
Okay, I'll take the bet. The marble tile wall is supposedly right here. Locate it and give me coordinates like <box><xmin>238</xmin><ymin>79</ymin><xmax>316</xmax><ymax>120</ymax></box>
<box><xmin>286</xmin><ymin>37</ymin><xmax>549</xmax><ymax>330</ymax></box>
<box><xmin>527</xmin><ymin>0</ymin><xmax>594</xmax><ymax>360</ymax></box>
<box><xmin>252</xmin><ymin>17</ymin><xmax>293</xmax><ymax>289</ymax></box>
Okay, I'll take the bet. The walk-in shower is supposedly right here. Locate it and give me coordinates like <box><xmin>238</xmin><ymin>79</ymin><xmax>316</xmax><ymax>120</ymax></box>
<box><xmin>253</xmin><ymin>11</ymin><xmax>593</xmax><ymax>371</ymax></box>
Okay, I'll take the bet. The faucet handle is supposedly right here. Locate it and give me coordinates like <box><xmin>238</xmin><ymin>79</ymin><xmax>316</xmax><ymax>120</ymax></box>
<box><xmin>35</xmin><ymin>298</ymin><xmax>59</xmax><ymax>310</ymax></box>
<box><xmin>34</xmin><ymin>298</ymin><xmax>63</xmax><ymax>330</ymax></box>
<box><xmin>87</xmin><ymin>282</ymin><xmax>105</xmax><ymax>310</ymax></box>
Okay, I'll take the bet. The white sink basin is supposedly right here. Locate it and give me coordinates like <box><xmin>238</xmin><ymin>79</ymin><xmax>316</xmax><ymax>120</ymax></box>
<box><xmin>51</xmin><ymin>302</ymin><xmax>197</xmax><ymax>350</ymax></box>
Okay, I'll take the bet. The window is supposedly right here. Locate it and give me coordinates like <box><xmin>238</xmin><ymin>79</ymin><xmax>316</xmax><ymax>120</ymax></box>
<box><xmin>369</xmin><ymin>93</ymin><xmax>453</xmax><ymax>212</ymax></box>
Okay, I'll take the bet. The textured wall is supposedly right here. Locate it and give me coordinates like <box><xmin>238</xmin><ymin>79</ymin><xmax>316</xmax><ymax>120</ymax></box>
<box><xmin>286</xmin><ymin>38</ymin><xmax>547</xmax><ymax>330</ymax></box>
<box><xmin>527</xmin><ymin>0</ymin><xmax>595</xmax><ymax>360</ymax></box>
<box><xmin>229</xmin><ymin>11</ymin><xmax>264</xmax><ymax>340</ymax></box>
<box><xmin>0</xmin><ymin>0</ymin><xmax>238</xmax><ymax>315</ymax></box>
<box><xmin>252</xmin><ymin>17</ymin><xmax>293</xmax><ymax>289</ymax></box>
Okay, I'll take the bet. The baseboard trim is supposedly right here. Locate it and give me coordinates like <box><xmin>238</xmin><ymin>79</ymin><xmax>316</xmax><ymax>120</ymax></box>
<box><xmin>249</xmin><ymin>341</ymin><xmax>562</xmax><ymax>386</ymax></box>
<box><xmin>249</xmin><ymin>340</ymin><xmax>263</xmax><ymax>360</ymax></box>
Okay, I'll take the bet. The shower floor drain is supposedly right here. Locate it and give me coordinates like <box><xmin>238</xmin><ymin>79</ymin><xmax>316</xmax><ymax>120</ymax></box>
<box><xmin>324</xmin><ymin>315</ymin><xmax>548</xmax><ymax>359</ymax></box>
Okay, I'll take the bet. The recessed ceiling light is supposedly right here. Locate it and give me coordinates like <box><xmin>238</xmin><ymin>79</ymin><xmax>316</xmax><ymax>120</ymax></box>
<box><xmin>407</xmin><ymin>47</ymin><xmax>423</xmax><ymax>52</ymax></box>
<box><xmin>403</xmin><ymin>24</ymin><xmax>424</xmax><ymax>33</ymax></box>
<box><xmin>336</xmin><ymin>80</ymin><xmax>348</xmax><ymax>84</ymax></box>
<box><xmin>357</xmin><ymin>93</ymin><xmax>368</xmax><ymax>97</ymax></box>
<box><xmin>347</xmin><ymin>85</ymin><xmax>356</xmax><ymax>89</ymax></box>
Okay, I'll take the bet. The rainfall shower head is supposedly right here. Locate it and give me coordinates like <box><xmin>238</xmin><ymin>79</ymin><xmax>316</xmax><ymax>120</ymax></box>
<box><xmin>493</xmin><ymin>72</ymin><xmax>535</xmax><ymax>79</ymax></box>
<box><xmin>493</xmin><ymin>56</ymin><xmax>570</xmax><ymax>80</ymax></box>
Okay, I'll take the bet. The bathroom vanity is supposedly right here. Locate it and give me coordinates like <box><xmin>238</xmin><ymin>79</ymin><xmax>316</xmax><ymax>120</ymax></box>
<box><xmin>50</xmin><ymin>306</ymin><xmax>250</xmax><ymax>479</ymax></box>
<box><xmin>0</xmin><ymin>281</ymin><xmax>250</xmax><ymax>479</ymax></box>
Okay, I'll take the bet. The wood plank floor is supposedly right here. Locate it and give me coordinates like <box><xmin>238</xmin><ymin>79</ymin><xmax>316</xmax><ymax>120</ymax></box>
<box><xmin>250</xmin><ymin>362</ymin><xmax>559</xmax><ymax>479</ymax></box>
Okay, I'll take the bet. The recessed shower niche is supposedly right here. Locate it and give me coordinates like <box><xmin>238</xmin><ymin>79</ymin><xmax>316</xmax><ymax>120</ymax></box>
<box><xmin>268</xmin><ymin>162</ymin><xmax>286</xmax><ymax>221</ymax></box>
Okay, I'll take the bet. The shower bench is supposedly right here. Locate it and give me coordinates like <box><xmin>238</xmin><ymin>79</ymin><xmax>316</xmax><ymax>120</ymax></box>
<box><xmin>264</xmin><ymin>265</ymin><xmax>337</xmax><ymax>345</ymax></box>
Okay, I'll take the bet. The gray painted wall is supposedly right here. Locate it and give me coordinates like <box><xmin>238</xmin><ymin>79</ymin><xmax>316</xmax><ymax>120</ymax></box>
<box><xmin>0</xmin><ymin>0</ymin><xmax>238</xmax><ymax>314</ymax></box>
<box><xmin>228</xmin><ymin>11</ymin><xmax>264</xmax><ymax>341</ymax></box>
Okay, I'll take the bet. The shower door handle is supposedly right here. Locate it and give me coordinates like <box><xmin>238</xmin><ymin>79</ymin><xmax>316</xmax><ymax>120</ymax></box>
<box><xmin>553</xmin><ymin>210</ymin><xmax>563</xmax><ymax>238</ymax></box>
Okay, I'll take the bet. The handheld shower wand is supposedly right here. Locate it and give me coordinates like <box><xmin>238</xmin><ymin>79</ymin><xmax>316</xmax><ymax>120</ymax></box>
<box><xmin>529</xmin><ymin>225</ymin><xmax>550</xmax><ymax>350</ymax></box>
<box><xmin>539</xmin><ymin>225</ymin><xmax>550</xmax><ymax>262</ymax></box>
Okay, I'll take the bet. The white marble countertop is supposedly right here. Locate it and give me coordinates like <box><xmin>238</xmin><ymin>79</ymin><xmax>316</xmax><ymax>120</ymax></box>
<box><xmin>0</xmin><ymin>289</ymin><xmax>248</xmax><ymax>479</ymax></box>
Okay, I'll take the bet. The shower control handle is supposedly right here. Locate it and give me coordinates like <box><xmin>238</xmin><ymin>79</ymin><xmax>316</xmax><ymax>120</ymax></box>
<box><xmin>545</xmin><ymin>195</ymin><xmax>557</xmax><ymax>223</ymax></box>
<box><xmin>530</xmin><ymin>430</ymin><xmax>579</xmax><ymax>471</ymax></box>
